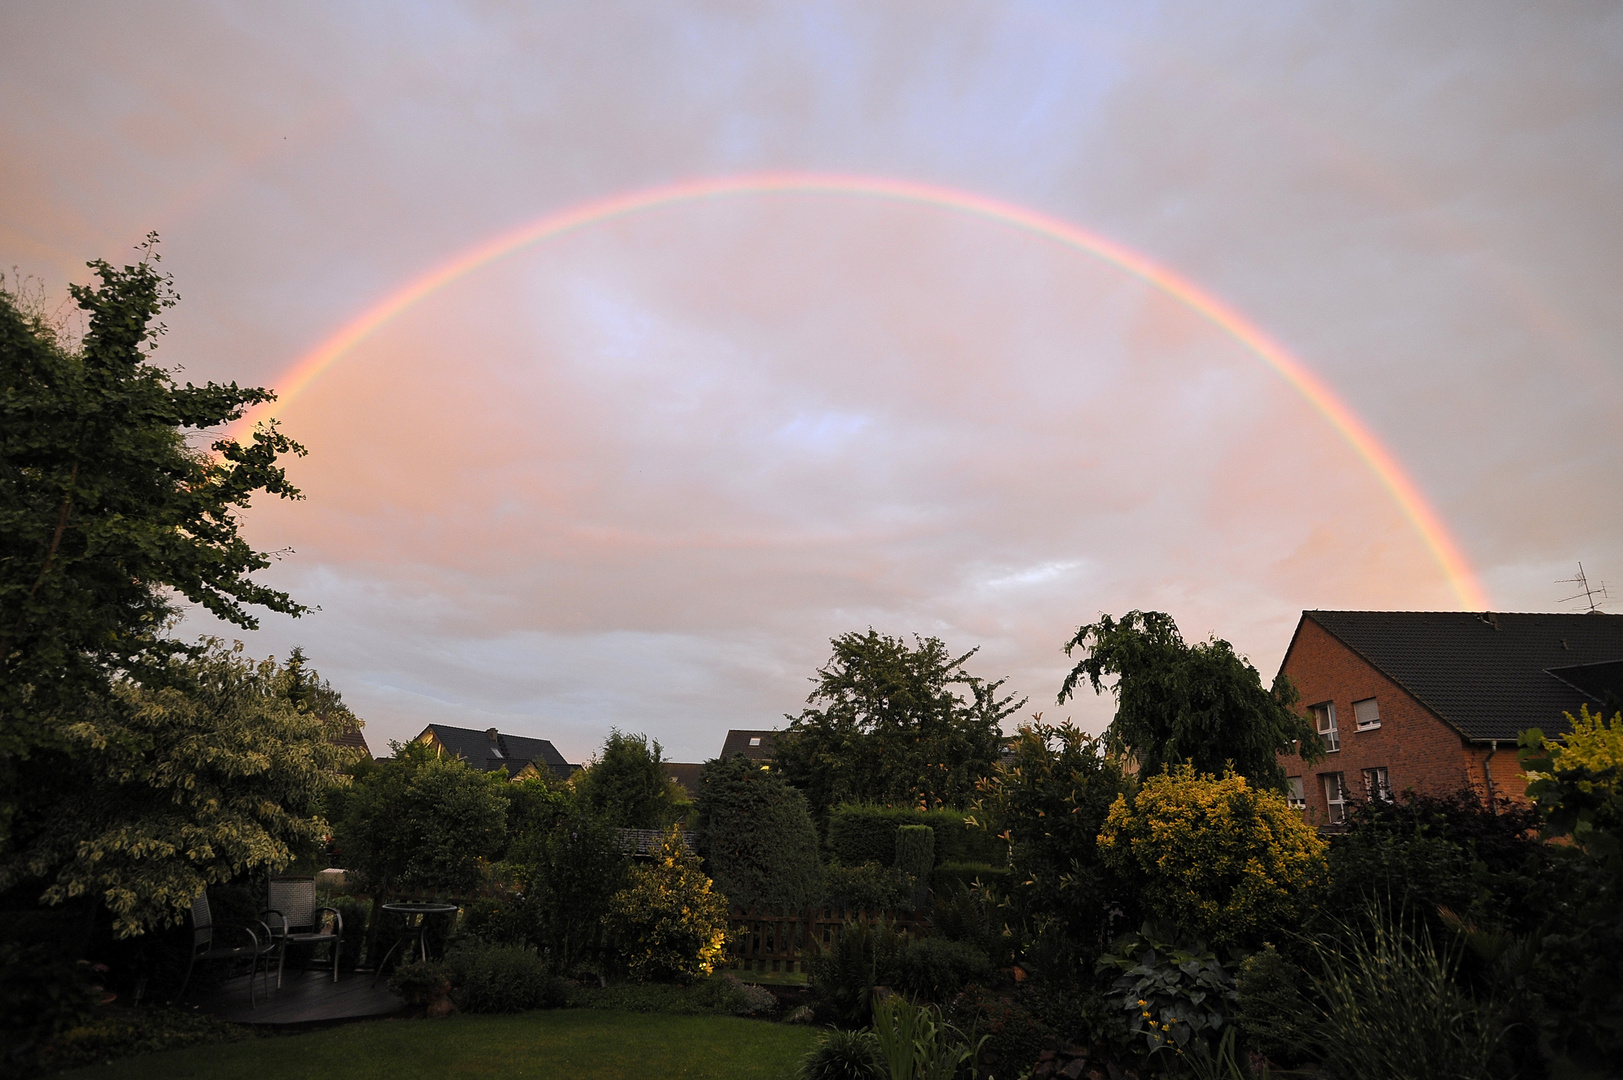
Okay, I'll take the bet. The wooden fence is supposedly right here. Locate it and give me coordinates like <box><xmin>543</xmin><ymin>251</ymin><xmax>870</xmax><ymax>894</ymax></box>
<box><xmin>726</xmin><ymin>905</ymin><xmax>928</xmax><ymax>976</ymax></box>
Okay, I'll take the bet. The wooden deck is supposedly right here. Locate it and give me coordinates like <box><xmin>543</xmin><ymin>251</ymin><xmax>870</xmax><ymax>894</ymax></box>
<box><xmin>201</xmin><ymin>969</ymin><xmax>406</xmax><ymax>1025</ymax></box>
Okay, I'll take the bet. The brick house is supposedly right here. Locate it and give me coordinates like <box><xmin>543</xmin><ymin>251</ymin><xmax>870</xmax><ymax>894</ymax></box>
<box><xmin>1274</xmin><ymin>610</ymin><xmax>1623</xmax><ymax>824</ymax></box>
<box><xmin>413</xmin><ymin>723</ymin><xmax>580</xmax><ymax>781</ymax></box>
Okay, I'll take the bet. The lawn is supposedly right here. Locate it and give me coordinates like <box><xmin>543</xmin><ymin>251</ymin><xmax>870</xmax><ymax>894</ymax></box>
<box><xmin>55</xmin><ymin>1010</ymin><xmax>821</xmax><ymax>1080</ymax></box>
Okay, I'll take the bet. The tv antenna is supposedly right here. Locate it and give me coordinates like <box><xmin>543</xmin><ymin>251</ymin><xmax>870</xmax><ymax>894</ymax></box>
<box><xmin>1557</xmin><ymin>563</ymin><xmax>1610</xmax><ymax>612</ymax></box>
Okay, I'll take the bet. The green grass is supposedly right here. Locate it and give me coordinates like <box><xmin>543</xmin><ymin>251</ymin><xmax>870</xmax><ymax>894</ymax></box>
<box><xmin>56</xmin><ymin>1010</ymin><xmax>820</xmax><ymax>1080</ymax></box>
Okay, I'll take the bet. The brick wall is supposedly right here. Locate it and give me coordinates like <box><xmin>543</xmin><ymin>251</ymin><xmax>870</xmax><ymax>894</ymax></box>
<box><xmin>1275</xmin><ymin>617</ymin><xmax>1528</xmax><ymax>822</ymax></box>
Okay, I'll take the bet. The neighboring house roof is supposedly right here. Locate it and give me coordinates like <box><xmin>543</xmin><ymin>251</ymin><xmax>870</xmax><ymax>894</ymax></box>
<box><xmin>416</xmin><ymin>724</ymin><xmax>578</xmax><ymax>780</ymax></box>
<box><xmin>1293</xmin><ymin>610</ymin><xmax>1623</xmax><ymax>742</ymax></box>
<box><xmin>663</xmin><ymin>762</ymin><xmax>704</xmax><ymax>801</ymax></box>
<box><xmin>720</xmin><ymin>729</ymin><xmax>777</xmax><ymax>761</ymax></box>
<box><xmin>330</xmin><ymin>725</ymin><xmax>370</xmax><ymax>758</ymax></box>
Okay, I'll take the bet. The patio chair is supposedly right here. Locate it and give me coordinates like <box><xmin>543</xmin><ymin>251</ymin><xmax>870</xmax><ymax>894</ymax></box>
<box><xmin>175</xmin><ymin>891</ymin><xmax>275</xmax><ymax>1006</ymax></box>
<box><xmin>262</xmin><ymin>876</ymin><xmax>344</xmax><ymax>988</ymax></box>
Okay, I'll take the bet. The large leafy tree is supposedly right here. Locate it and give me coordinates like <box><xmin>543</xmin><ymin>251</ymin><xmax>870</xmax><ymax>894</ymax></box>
<box><xmin>694</xmin><ymin>753</ymin><xmax>823</xmax><ymax>909</ymax></box>
<box><xmin>1058</xmin><ymin>610</ymin><xmax>1319</xmax><ymax>791</ymax></box>
<box><xmin>576</xmin><ymin>729</ymin><xmax>683</xmax><ymax>829</ymax></box>
<box><xmin>1</xmin><ymin>245</ymin><xmax>307</xmax><ymax>858</ymax></box>
<box><xmin>775</xmin><ymin>630</ymin><xmax>1024</xmax><ymax>811</ymax></box>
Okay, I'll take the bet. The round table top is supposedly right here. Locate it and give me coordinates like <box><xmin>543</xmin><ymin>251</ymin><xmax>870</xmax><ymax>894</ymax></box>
<box><xmin>380</xmin><ymin>902</ymin><xmax>459</xmax><ymax>915</ymax></box>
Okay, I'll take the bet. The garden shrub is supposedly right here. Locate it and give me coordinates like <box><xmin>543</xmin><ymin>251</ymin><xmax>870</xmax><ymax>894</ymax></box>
<box><xmin>1097</xmin><ymin>765</ymin><xmax>1326</xmax><ymax>950</ymax></box>
<box><xmin>827</xmin><ymin>804</ymin><xmax>1003</xmax><ymax>868</ymax></box>
<box><xmin>947</xmin><ymin>984</ymin><xmax>1052</xmax><ymax>1078</ymax></box>
<box><xmin>324</xmin><ymin>895</ymin><xmax>370</xmax><ymax>970</ymax></box>
<box><xmin>497</xmin><ymin>809</ymin><xmax>628</xmax><ymax>973</ymax></box>
<box><xmin>387</xmin><ymin>959</ymin><xmax>450</xmax><ymax>1006</ymax></box>
<box><xmin>1234</xmin><ymin>944</ymin><xmax>1310</xmax><ymax>1068</ymax></box>
<box><xmin>895</xmin><ymin>825</ymin><xmax>934</xmax><ymax>910</ymax></box>
<box><xmin>928</xmin><ymin>878</ymin><xmax>1012</xmax><ymax>966</ymax></box>
<box><xmin>0</xmin><ymin>942</ymin><xmax>101</xmax><ymax>1075</ymax></box>
<box><xmin>822</xmin><ymin>862</ymin><xmax>913</xmax><ymax>913</ymax></box>
<box><xmin>565</xmin><ymin>974</ymin><xmax>773</xmax><ymax>1015</ymax></box>
<box><xmin>894</xmin><ymin>937</ymin><xmax>994</xmax><ymax>1002</ymax></box>
<box><xmin>33</xmin><ymin>1006</ymin><xmax>251</xmax><ymax>1074</ymax></box>
<box><xmin>441</xmin><ymin>941</ymin><xmax>565</xmax><ymax>1013</ymax></box>
<box><xmin>929</xmin><ymin>861</ymin><xmax>1009</xmax><ymax>899</ymax></box>
<box><xmin>1098</xmin><ymin>924</ymin><xmax>1238</xmax><ymax>1066</ymax></box>
<box><xmin>695</xmin><ymin>754</ymin><xmax>824</xmax><ymax>908</ymax></box>
<box><xmin>806</xmin><ymin>920</ymin><xmax>907</xmax><ymax>1028</ymax></box>
<box><xmin>603</xmin><ymin>827</ymin><xmax>730</xmax><ymax>982</ymax></box>
<box><xmin>799</xmin><ymin>1027</ymin><xmax>884</xmax><ymax>1080</ymax></box>
<box><xmin>870</xmin><ymin>994</ymin><xmax>982</xmax><ymax>1080</ymax></box>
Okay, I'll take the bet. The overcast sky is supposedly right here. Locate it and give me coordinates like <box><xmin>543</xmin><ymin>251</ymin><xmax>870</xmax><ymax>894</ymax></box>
<box><xmin>4</xmin><ymin>2</ymin><xmax>1620</xmax><ymax>763</ymax></box>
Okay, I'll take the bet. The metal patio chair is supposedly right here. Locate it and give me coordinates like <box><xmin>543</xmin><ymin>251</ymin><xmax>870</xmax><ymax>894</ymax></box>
<box><xmin>175</xmin><ymin>891</ymin><xmax>275</xmax><ymax>1006</ymax></box>
<box><xmin>262</xmin><ymin>876</ymin><xmax>344</xmax><ymax>988</ymax></box>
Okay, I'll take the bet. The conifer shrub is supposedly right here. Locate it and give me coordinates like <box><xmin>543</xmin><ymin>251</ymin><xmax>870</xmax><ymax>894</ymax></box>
<box><xmin>695</xmin><ymin>754</ymin><xmax>823</xmax><ymax>909</ymax></box>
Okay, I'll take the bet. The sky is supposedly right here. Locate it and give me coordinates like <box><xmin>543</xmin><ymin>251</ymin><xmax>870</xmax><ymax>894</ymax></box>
<box><xmin>4</xmin><ymin>2</ymin><xmax>1621</xmax><ymax>764</ymax></box>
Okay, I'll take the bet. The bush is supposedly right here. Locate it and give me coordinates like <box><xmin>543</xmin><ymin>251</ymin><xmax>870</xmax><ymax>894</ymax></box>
<box><xmin>34</xmin><ymin>1007</ymin><xmax>251</xmax><ymax>1074</ymax></box>
<box><xmin>565</xmin><ymin>974</ymin><xmax>773</xmax><ymax>1016</ymax></box>
<box><xmin>1098</xmin><ymin>924</ymin><xmax>1237</xmax><ymax>1065</ymax></box>
<box><xmin>325</xmin><ymin>895</ymin><xmax>370</xmax><ymax>970</ymax></box>
<box><xmin>929</xmin><ymin>861</ymin><xmax>1010</xmax><ymax>899</ymax></box>
<box><xmin>695</xmin><ymin>755</ymin><xmax>824</xmax><ymax>909</ymax></box>
<box><xmin>387</xmin><ymin>959</ymin><xmax>450</xmax><ymax>1006</ymax></box>
<box><xmin>894</xmin><ymin>937</ymin><xmax>993</xmax><ymax>1002</ymax></box>
<box><xmin>822</xmin><ymin>862</ymin><xmax>914</xmax><ymax>913</ymax></box>
<box><xmin>495</xmin><ymin>809</ymin><xmax>628</xmax><ymax>972</ymax></box>
<box><xmin>0</xmin><ymin>942</ymin><xmax>101</xmax><ymax>1075</ymax></box>
<box><xmin>1098</xmin><ymin>765</ymin><xmax>1327</xmax><ymax>951</ymax></box>
<box><xmin>947</xmin><ymin>984</ymin><xmax>1052</xmax><ymax>1078</ymax></box>
<box><xmin>895</xmin><ymin>826</ymin><xmax>934</xmax><ymax>910</ymax></box>
<box><xmin>928</xmin><ymin>878</ymin><xmax>1012</xmax><ymax>966</ymax></box>
<box><xmin>1234</xmin><ymin>944</ymin><xmax>1310</xmax><ymax>1067</ymax></box>
<box><xmin>604</xmin><ymin>827</ymin><xmax>730</xmax><ymax>982</ymax></box>
<box><xmin>799</xmin><ymin>1027</ymin><xmax>883</xmax><ymax>1080</ymax></box>
<box><xmin>827</xmin><ymin>804</ymin><xmax>1004</xmax><ymax>867</ymax></box>
<box><xmin>871</xmin><ymin>994</ymin><xmax>981</xmax><ymax>1080</ymax></box>
<box><xmin>806</xmin><ymin>921</ymin><xmax>907</xmax><ymax>1028</ymax></box>
<box><xmin>442</xmin><ymin>942</ymin><xmax>565</xmax><ymax>1013</ymax></box>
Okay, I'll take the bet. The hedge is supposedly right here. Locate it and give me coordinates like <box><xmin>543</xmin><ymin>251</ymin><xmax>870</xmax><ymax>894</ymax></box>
<box><xmin>827</xmin><ymin>804</ymin><xmax>1006</xmax><ymax>867</ymax></box>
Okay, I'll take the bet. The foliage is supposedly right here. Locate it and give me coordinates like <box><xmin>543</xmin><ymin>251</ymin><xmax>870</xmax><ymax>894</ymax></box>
<box><xmin>1099</xmin><ymin>924</ymin><xmax>1238</xmax><ymax>1064</ymax></box>
<box><xmin>827</xmin><ymin>804</ymin><xmax>1006</xmax><ymax>867</ymax></box>
<box><xmin>1521</xmin><ymin>706</ymin><xmax>1623</xmax><ymax>863</ymax></box>
<box><xmin>776</xmin><ymin>631</ymin><xmax>1024</xmax><ymax>813</ymax></box>
<box><xmin>577</xmin><ymin>730</ymin><xmax>683</xmax><ymax>830</ymax></box>
<box><xmin>46</xmin><ymin>1011</ymin><xmax>822</xmax><ymax>1080</ymax></box>
<box><xmin>603</xmin><ymin>827</ymin><xmax>730</xmax><ymax>982</ymax></box>
<box><xmin>1058</xmin><ymin>610</ymin><xmax>1320</xmax><ymax>791</ymax></box>
<box><xmin>695</xmin><ymin>753</ymin><xmax>824</xmax><ymax>908</ymax></box>
<box><xmin>496</xmin><ymin>808</ymin><xmax>628</xmax><ymax>974</ymax></box>
<box><xmin>800</xmin><ymin>1027</ymin><xmax>884</xmax><ymax>1080</ymax></box>
<box><xmin>894</xmin><ymin>937</ymin><xmax>994</xmax><ymax>1002</ymax></box>
<box><xmin>894</xmin><ymin>826</ymin><xmax>934</xmax><ymax>910</ymax></box>
<box><xmin>3</xmin><ymin>641</ymin><xmax>347</xmax><ymax>937</ymax></box>
<box><xmin>1</xmin><ymin>249</ymin><xmax>306</xmax><ymax>857</ymax></box>
<box><xmin>969</xmin><ymin>721</ymin><xmax>1133</xmax><ymax>967</ymax></box>
<box><xmin>0</xmin><ymin>942</ymin><xmax>101</xmax><ymax>1073</ymax></box>
<box><xmin>807</xmin><ymin>921</ymin><xmax>908</xmax><ymax>1028</ymax></box>
<box><xmin>946</xmin><ymin>984</ymin><xmax>1052</xmax><ymax>1079</ymax></box>
<box><xmin>334</xmin><ymin>746</ymin><xmax>507</xmax><ymax>899</ymax></box>
<box><xmin>566</xmin><ymin>973</ymin><xmax>774</xmax><ymax>1016</ymax></box>
<box><xmin>1098</xmin><ymin>766</ymin><xmax>1327</xmax><ymax>951</ymax></box>
<box><xmin>440</xmin><ymin>941</ymin><xmax>566</xmax><ymax>1013</ymax></box>
<box><xmin>1233</xmin><ymin>944</ymin><xmax>1308</xmax><ymax>1068</ymax></box>
<box><xmin>1301</xmin><ymin>906</ymin><xmax>1502</xmax><ymax>1080</ymax></box>
<box><xmin>499</xmin><ymin>773</ymin><xmax>574</xmax><ymax>851</ymax></box>
<box><xmin>929</xmin><ymin>862</ymin><xmax>1010</xmax><ymax>899</ymax></box>
<box><xmin>35</xmin><ymin>1006</ymin><xmax>251</xmax><ymax>1075</ymax></box>
<box><xmin>387</xmin><ymin>960</ymin><xmax>451</xmax><ymax>1006</ymax></box>
<box><xmin>927</xmin><ymin>879</ymin><xmax>1012</xmax><ymax>967</ymax></box>
<box><xmin>822</xmin><ymin>862</ymin><xmax>915</xmax><ymax>913</ymax></box>
<box><xmin>870</xmin><ymin>994</ymin><xmax>984</xmax><ymax>1080</ymax></box>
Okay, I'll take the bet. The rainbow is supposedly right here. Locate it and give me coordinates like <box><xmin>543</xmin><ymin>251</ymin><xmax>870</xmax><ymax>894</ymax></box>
<box><xmin>237</xmin><ymin>171</ymin><xmax>1489</xmax><ymax>610</ymax></box>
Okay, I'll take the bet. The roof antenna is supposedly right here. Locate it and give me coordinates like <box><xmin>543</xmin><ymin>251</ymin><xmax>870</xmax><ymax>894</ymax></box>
<box><xmin>1557</xmin><ymin>562</ymin><xmax>1610</xmax><ymax>613</ymax></box>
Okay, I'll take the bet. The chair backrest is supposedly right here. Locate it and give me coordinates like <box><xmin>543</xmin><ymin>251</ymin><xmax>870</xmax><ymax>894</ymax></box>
<box><xmin>268</xmin><ymin>877</ymin><xmax>318</xmax><ymax>930</ymax></box>
<box><xmin>191</xmin><ymin>892</ymin><xmax>213</xmax><ymax>954</ymax></box>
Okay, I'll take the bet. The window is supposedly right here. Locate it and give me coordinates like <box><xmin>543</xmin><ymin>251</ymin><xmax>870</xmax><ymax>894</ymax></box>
<box><xmin>1287</xmin><ymin>776</ymin><xmax>1305</xmax><ymax>809</ymax></box>
<box><xmin>1362</xmin><ymin>766</ymin><xmax>1392</xmax><ymax>803</ymax></box>
<box><xmin>1322</xmin><ymin>773</ymin><xmax>1347</xmax><ymax>823</ymax></box>
<box><xmin>749</xmin><ymin>737</ymin><xmax>761</xmax><ymax>747</ymax></box>
<box><xmin>1353</xmin><ymin>697</ymin><xmax>1381</xmax><ymax>731</ymax></box>
<box><xmin>1313</xmin><ymin>703</ymin><xmax>1339</xmax><ymax>752</ymax></box>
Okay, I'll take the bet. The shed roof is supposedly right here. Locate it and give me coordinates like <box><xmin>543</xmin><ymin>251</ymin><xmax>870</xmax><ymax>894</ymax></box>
<box><xmin>1293</xmin><ymin>610</ymin><xmax>1623</xmax><ymax>742</ymax></box>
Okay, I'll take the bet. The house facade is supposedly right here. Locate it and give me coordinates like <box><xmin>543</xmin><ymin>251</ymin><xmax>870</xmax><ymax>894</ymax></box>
<box><xmin>1274</xmin><ymin>610</ymin><xmax>1623</xmax><ymax>824</ymax></box>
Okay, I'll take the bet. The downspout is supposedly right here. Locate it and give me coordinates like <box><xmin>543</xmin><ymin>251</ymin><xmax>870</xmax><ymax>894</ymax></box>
<box><xmin>1483</xmin><ymin>739</ymin><xmax>1499</xmax><ymax>813</ymax></box>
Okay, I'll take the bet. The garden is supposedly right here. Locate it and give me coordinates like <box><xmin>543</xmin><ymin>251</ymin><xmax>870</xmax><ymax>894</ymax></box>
<box><xmin>3</xmin><ymin>251</ymin><xmax>1622</xmax><ymax>1080</ymax></box>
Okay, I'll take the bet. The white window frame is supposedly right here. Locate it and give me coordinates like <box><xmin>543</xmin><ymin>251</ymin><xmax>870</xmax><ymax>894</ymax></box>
<box><xmin>1362</xmin><ymin>766</ymin><xmax>1392</xmax><ymax>803</ymax></box>
<box><xmin>1353</xmin><ymin>697</ymin><xmax>1381</xmax><ymax>731</ymax></box>
<box><xmin>1287</xmin><ymin>776</ymin><xmax>1305</xmax><ymax>809</ymax></box>
<box><xmin>1313</xmin><ymin>703</ymin><xmax>1339</xmax><ymax>752</ymax></box>
<box><xmin>1322</xmin><ymin>773</ymin><xmax>1347</xmax><ymax>824</ymax></box>
<box><xmin>749</xmin><ymin>737</ymin><xmax>761</xmax><ymax>747</ymax></box>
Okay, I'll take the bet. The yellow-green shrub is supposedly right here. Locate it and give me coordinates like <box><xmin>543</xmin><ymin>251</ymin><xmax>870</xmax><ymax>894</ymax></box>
<box><xmin>604</xmin><ymin>827</ymin><xmax>730</xmax><ymax>982</ymax></box>
<box><xmin>1097</xmin><ymin>766</ymin><xmax>1326</xmax><ymax>949</ymax></box>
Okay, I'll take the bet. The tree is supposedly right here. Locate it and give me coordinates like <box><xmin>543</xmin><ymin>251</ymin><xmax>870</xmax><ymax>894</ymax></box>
<box><xmin>500</xmin><ymin>807</ymin><xmax>627</xmax><ymax>975</ymax></box>
<box><xmin>1097</xmin><ymin>766</ymin><xmax>1328</xmax><ymax>951</ymax></box>
<box><xmin>0</xmin><ymin>640</ymin><xmax>348</xmax><ymax>937</ymax></box>
<box><xmin>1058</xmin><ymin>610</ymin><xmax>1320</xmax><ymax>791</ymax></box>
<box><xmin>694</xmin><ymin>753</ymin><xmax>823</xmax><ymax>908</ymax></box>
<box><xmin>603</xmin><ymin>827</ymin><xmax>730</xmax><ymax>982</ymax></box>
<box><xmin>576</xmin><ymin>729</ymin><xmax>682</xmax><ymax>829</ymax></box>
<box><xmin>775</xmin><ymin>630</ymin><xmax>1024</xmax><ymax>812</ymax></box>
<box><xmin>1</xmin><ymin>245</ymin><xmax>307</xmax><ymax>861</ymax></box>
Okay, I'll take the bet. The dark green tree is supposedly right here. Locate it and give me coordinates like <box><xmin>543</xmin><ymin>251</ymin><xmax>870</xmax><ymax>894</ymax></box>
<box><xmin>694</xmin><ymin>753</ymin><xmax>822</xmax><ymax>908</ymax></box>
<box><xmin>1</xmin><ymin>245</ymin><xmax>307</xmax><ymax>864</ymax></box>
<box><xmin>775</xmin><ymin>630</ymin><xmax>1023</xmax><ymax>812</ymax></box>
<box><xmin>576</xmin><ymin>729</ymin><xmax>682</xmax><ymax>830</ymax></box>
<box><xmin>1058</xmin><ymin>610</ymin><xmax>1319</xmax><ymax>791</ymax></box>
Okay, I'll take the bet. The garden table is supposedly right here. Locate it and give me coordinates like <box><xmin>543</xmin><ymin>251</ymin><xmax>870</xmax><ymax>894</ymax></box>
<box><xmin>372</xmin><ymin>902</ymin><xmax>459</xmax><ymax>984</ymax></box>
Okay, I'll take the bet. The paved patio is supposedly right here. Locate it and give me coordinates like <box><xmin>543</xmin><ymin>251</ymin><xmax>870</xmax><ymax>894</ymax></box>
<box><xmin>202</xmin><ymin>969</ymin><xmax>406</xmax><ymax>1025</ymax></box>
